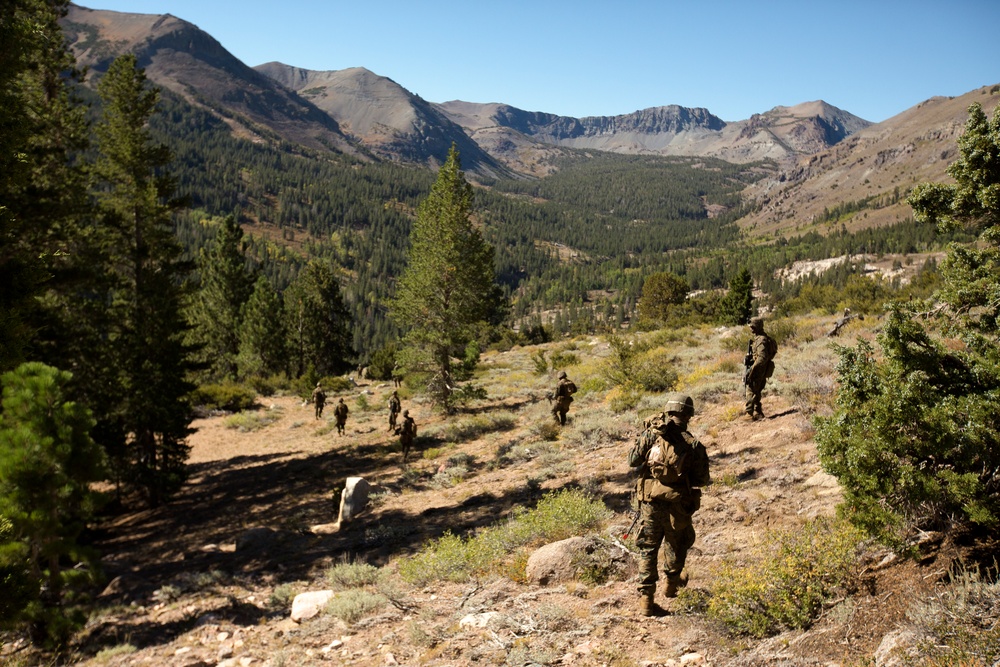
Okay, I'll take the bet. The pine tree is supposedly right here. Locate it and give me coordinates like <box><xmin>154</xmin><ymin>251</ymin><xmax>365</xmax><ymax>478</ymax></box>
<box><xmin>817</xmin><ymin>104</ymin><xmax>1000</xmax><ymax>550</ymax></box>
<box><xmin>285</xmin><ymin>260</ymin><xmax>353</xmax><ymax>378</ymax></box>
<box><xmin>637</xmin><ymin>271</ymin><xmax>689</xmax><ymax>324</ymax></box>
<box><xmin>237</xmin><ymin>276</ymin><xmax>288</xmax><ymax>380</ymax></box>
<box><xmin>720</xmin><ymin>267</ymin><xmax>754</xmax><ymax>325</ymax></box>
<box><xmin>94</xmin><ymin>54</ymin><xmax>195</xmax><ymax>507</ymax></box>
<box><xmin>390</xmin><ymin>145</ymin><xmax>505</xmax><ymax>408</ymax></box>
<box><xmin>0</xmin><ymin>0</ymin><xmax>90</xmax><ymax>371</ymax></box>
<box><xmin>189</xmin><ymin>215</ymin><xmax>256</xmax><ymax>380</ymax></box>
<box><xmin>0</xmin><ymin>362</ymin><xmax>106</xmax><ymax>642</ymax></box>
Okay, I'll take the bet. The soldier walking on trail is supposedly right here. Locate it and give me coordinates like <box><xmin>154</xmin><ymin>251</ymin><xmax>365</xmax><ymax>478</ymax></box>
<box><xmin>628</xmin><ymin>394</ymin><xmax>711</xmax><ymax>617</ymax></box>
<box><xmin>399</xmin><ymin>410</ymin><xmax>417</xmax><ymax>462</ymax></box>
<box><xmin>311</xmin><ymin>382</ymin><xmax>326</xmax><ymax>420</ymax></box>
<box><xmin>743</xmin><ymin>316</ymin><xmax>777</xmax><ymax>421</ymax></box>
<box><xmin>333</xmin><ymin>398</ymin><xmax>349</xmax><ymax>436</ymax></box>
<box><xmin>550</xmin><ymin>371</ymin><xmax>577</xmax><ymax>426</ymax></box>
<box><xmin>387</xmin><ymin>390</ymin><xmax>401</xmax><ymax>432</ymax></box>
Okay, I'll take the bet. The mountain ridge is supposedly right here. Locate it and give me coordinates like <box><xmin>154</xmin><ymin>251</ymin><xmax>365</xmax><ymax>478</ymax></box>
<box><xmin>63</xmin><ymin>4</ymin><xmax>1000</xmax><ymax>238</ymax></box>
<box><xmin>65</xmin><ymin>4</ymin><xmax>871</xmax><ymax>179</ymax></box>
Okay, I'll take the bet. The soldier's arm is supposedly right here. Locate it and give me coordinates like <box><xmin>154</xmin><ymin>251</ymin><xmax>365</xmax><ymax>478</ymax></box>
<box><xmin>628</xmin><ymin>430</ymin><xmax>653</xmax><ymax>468</ymax></box>
<box><xmin>688</xmin><ymin>440</ymin><xmax>711</xmax><ymax>487</ymax></box>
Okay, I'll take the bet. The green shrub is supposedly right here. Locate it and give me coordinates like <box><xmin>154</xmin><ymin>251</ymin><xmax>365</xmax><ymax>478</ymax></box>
<box><xmin>435</xmin><ymin>413</ymin><xmax>516</xmax><ymax>443</ymax></box>
<box><xmin>532</xmin><ymin>351</ymin><xmax>549</xmax><ymax>375</ymax></box>
<box><xmin>531</xmin><ymin>420</ymin><xmax>561</xmax><ymax>442</ymax></box>
<box><xmin>224</xmin><ymin>409</ymin><xmax>281</xmax><ymax>431</ymax></box>
<box><xmin>816</xmin><ymin>307</ymin><xmax>1000</xmax><ymax>550</ymax></box>
<box><xmin>326</xmin><ymin>561</ymin><xmax>382</xmax><ymax>589</ymax></box>
<box><xmin>269</xmin><ymin>584</ymin><xmax>297</xmax><ymax>609</ymax></box>
<box><xmin>398</xmin><ymin>489</ymin><xmax>610</xmax><ymax>585</ymax></box>
<box><xmin>190</xmin><ymin>382</ymin><xmax>258</xmax><ymax>412</ymax></box>
<box><xmin>694</xmin><ymin>517</ymin><xmax>862</xmax><ymax>637</ymax></box>
<box><xmin>904</xmin><ymin>566</ymin><xmax>1000</xmax><ymax>665</ymax></box>
<box><xmin>325</xmin><ymin>589</ymin><xmax>387</xmax><ymax>624</ymax></box>
<box><xmin>632</xmin><ymin>348</ymin><xmax>679</xmax><ymax>392</ymax></box>
<box><xmin>550</xmin><ymin>350</ymin><xmax>579</xmax><ymax>368</ymax></box>
<box><xmin>94</xmin><ymin>644</ymin><xmax>138</xmax><ymax>663</ymax></box>
<box><xmin>242</xmin><ymin>373</ymin><xmax>290</xmax><ymax>397</ymax></box>
<box><xmin>607</xmin><ymin>383</ymin><xmax>643</xmax><ymax>413</ymax></box>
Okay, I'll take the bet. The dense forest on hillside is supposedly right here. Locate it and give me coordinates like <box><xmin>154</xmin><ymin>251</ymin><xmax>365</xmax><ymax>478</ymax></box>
<box><xmin>147</xmin><ymin>91</ymin><xmax>966</xmax><ymax>358</ymax></box>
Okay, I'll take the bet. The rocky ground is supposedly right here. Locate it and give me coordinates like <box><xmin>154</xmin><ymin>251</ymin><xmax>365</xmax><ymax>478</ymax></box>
<box><xmin>1</xmin><ymin>316</ymin><xmax>982</xmax><ymax>666</ymax></box>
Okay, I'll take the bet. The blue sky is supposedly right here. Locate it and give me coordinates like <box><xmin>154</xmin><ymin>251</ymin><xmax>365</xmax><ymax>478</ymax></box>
<box><xmin>82</xmin><ymin>1</ymin><xmax>999</xmax><ymax>123</ymax></box>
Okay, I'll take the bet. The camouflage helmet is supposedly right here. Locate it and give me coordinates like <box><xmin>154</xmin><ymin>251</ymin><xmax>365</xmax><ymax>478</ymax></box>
<box><xmin>403</xmin><ymin>409</ymin><xmax>409</xmax><ymax>417</ymax></box>
<box><xmin>749</xmin><ymin>316</ymin><xmax>765</xmax><ymax>330</ymax></box>
<box><xmin>664</xmin><ymin>393</ymin><xmax>695</xmax><ymax>418</ymax></box>
<box><xmin>557</xmin><ymin>370</ymin><xmax>567</xmax><ymax>379</ymax></box>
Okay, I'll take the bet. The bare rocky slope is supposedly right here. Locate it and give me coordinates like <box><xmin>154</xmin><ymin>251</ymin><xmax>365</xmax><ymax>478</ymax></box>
<box><xmin>738</xmin><ymin>86</ymin><xmax>1000</xmax><ymax>238</ymax></box>
<box><xmin>63</xmin><ymin>5</ymin><xmax>358</xmax><ymax>157</ymax></box>
<box><xmin>252</xmin><ymin>63</ymin><xmax>508</xmax><ymax>178</ymax></box>
<box><xmin>8</xmin><ymin>315</ymin><xmax>986</xmax><ymax>667</ymax></box>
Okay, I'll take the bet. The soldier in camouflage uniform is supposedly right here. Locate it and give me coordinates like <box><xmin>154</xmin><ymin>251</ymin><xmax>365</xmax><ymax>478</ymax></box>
<box><xmin>628</xmin><ymin>394</ymin><xmax>711</xmax><ymax>616</ymax></box>
<box><xmin>311</xmin><ymin>382</ymin><xmax>326</xmax><ymax>420</ymax></box>
<box><xmin>387</xmin><ymin>390</ymin><xmax>401</xmax><ymax>432</ymax></box>
<box><xmin>399</xmin><ymin>410</ymin><xmax>417</xmax><ymax>462</ymax></box>
<box><xmin>551</xmin><ymin>371</ymin><xmax>577</xmax><ymax>426</ymax></box>
<box><xmin>744</xmin><ymin>316</ymin><xmax>777</xmax><ymax>420</ymax></box>
<box><xmin>333</xmin><ymin>398</ymin><xmax>349</xmax><ymax>436</ymax></box>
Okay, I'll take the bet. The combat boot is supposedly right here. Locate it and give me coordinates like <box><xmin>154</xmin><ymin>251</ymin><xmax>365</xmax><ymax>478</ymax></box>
<box><xmin>639</xmin><ymin>591</ymin><xmax>660</xmax><ymax>616</ymax></box>
<box><xmin>663</xmin><ymin>573</ymin><xmax>688</xmax><ymax>598</ymax></box>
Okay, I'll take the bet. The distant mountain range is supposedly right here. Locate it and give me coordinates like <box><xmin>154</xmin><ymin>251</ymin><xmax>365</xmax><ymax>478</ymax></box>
<box><xmin>62</xmin><ymin>3</ymin><xmax>1000</xmax><ymax>235</ymax></box>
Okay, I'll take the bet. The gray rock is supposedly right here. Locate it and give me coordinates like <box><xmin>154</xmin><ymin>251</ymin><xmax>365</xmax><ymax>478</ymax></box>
<box><xmin>874</xmin><ymin>629</ymin><xmax>922</xmax><ymax>667</ymax></box>
<box><xmin>338</xmin><ymin>477</ymin><xmax>372</xmax><ymax>524</ymax></box>
<box><xmin>526</xmin><ymin>535</ymin><xmax>631</xmax><ymax>585</ymax></box>
<box><xmin>291</xmin><ymin>590</ymin><xmax>335</xmax><ymax>622</ymax></box>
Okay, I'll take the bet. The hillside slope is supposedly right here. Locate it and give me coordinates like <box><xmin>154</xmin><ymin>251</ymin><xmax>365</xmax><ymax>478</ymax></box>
<box><xmin>253</xmin><ymin>63</ymin><xmax>509</xmax><ymax>177</ymax></box>
<box><xmin>38</xmin><ymin>316</ymin><xmax>981</xmax><ymax>667</ymax></box>
<box><xmin>437</xmin><ymin>99</ymin><xmax>871</xmax><ymax>169</ymax></box>
<box><xmin>739</xmin><ymin>85</ymin><xmax>1000</xmax><ymax>237</ymax></box>
<box><xmin>63</xmin><ymin>5</ymin><xmax>359</xmax><ymax>157</ymax></box>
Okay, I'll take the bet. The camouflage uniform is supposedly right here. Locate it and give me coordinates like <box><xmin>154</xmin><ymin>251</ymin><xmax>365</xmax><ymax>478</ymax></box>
<box><xmin>399</xmin><ymin>411</ymin><xmax>417</xmax><ymax>461</ymax></box>
<box><xmin>334</xmin><ymin>399</ymin><xmax>349</xmax><ymax>435</ymax></box>
<box><xmin>388</xmin><ymin>391</ymin><xmax>401</xmax><ymax>432</ymax></box>
<box><xmin>744</xmin><ymin>317</ymin><xmax>776</xmax><ymax>420</ymax></box>
<box><xmin>312</xmin><ymin>384</ymin><xmax>326</xmax><ymax>420</ymax></box>
<box><xmin>628</xmin><ymin>396</ymin><xmax>710</xmax><ymax>615</ymax></box>
<box><xmin>551</xmin><ymin>371</ymin><xmax>576</xmax><ymax>426</ymax></box>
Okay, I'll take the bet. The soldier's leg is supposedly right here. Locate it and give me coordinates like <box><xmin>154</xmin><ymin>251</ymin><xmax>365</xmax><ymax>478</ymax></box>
<box><xmin>661</xmin><ymin>508</ymin><xmax>695</xmax><ymax>597</ymax></box>
<box><xmin>635</xmin><ymin>502</ymin><xmax>666</xmax><ymax>596</ymax></box>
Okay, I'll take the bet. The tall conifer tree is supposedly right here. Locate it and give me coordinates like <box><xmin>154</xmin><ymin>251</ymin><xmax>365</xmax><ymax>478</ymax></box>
<box><xmin>94</xmin><ymin>54</ymin><xmax>195</xmax><ymax>507</ymax></box>
<box><xmin>237</xmin><ymin>276</ymin><xmax>287</xmax><ymax>380</ymax></box>
<box><xmin>390</xmin><ymin>145</ymin><xmax>504</xmax><ymax>408</ymax></box>
<box><xmin>285</xmin><ymin>261</ymin><xmax>352</xmax><ymax>378</ymax></box>
<box><xmin>720</xmin><ymin>267</ymin><xmax>754</xmax><ymax>325</ymax></box>
<box><xmin>189</xmin><ymin>215</ymin><xmax>256</xmax><ymax>380</ymax></box>
<box><xmin>0</xmin><ymin>0</ymin><xmax>90</xmax><ymax>371</ymax></box>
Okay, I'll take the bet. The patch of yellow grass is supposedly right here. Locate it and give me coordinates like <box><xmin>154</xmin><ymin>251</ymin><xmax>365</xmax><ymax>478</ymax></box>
<box><xmin>721</xmin><ymin>404</ymin><xmax>745</xmax><ymax>422</ymax></box>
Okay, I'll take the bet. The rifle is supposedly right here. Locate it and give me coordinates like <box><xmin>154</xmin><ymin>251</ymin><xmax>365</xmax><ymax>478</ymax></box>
<box><xmin>622</xmin><ymin>508</ymin><xmax>641</xmax><ymax>541</ymax></box>
<box><xmin>742</xmin><ymin>338</ymin><xmax>753</xmax><ymax>386</ymax></box>
<box><xmin>621</xmin><ymin>489</ymin><xmax>642</xmax><ymax>540</ymax></box>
